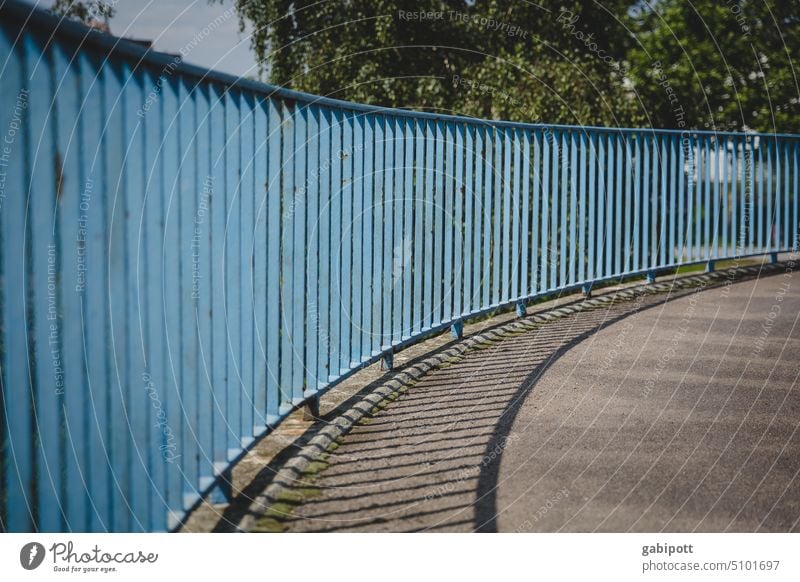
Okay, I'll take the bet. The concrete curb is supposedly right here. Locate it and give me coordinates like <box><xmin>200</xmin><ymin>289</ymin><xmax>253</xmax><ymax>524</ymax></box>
<box><xmin>240</xmin><ymin>261</ymin><xmax>786</xmax><ymax>532</ymax></box>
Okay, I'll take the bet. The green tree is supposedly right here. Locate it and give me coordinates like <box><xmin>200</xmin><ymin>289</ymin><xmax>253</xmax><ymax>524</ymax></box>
<box><xmin>222</xmin><ymin>0</ymin><xmax>799</xmax><ymax>131</ymax></box>
<box><xmin>222</xmin><ymin>0</ymin><xmax>645</xmax><ymax>126</ymax></box>
<box><xmin>626</xmin><ymin>0</ymin><xmax>799</xmax><ymax>132</ymax></box>
<box><xmin>51</xmin><ymin>0</ymin><xmax>116</xmax><ymax>27</ymax></box>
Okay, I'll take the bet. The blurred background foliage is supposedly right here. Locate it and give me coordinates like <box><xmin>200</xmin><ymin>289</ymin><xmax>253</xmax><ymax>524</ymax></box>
<box><xmin>221</xmin><ymin>0</ymin><xmax>797</xmax><ymax>132</ymax></box>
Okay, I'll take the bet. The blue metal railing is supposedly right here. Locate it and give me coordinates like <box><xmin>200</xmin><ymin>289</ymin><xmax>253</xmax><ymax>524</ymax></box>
<box><xmin>1</xmin><ymin>0</ymin><xmax>798</xmax><ymax>532</ymax></box>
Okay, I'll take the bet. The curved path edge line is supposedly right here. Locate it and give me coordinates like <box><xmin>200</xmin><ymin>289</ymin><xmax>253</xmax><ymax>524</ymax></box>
<box><xmin>239</xmin><ymin>261</ymin><xmax>788</xmax><ymax>532</ymax></box>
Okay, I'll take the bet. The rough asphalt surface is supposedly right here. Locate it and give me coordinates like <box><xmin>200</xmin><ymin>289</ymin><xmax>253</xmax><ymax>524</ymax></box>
<box><xmin>280</xmin><ymin>267</ymin><xmax>800</xmax><ymax>532</ymax></box>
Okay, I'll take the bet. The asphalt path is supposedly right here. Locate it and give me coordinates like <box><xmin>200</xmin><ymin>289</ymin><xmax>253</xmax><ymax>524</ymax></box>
<box><xmin>281</xmin><ymin>267</ymin><xmax>800</xmax><ymax>532</ymax></box>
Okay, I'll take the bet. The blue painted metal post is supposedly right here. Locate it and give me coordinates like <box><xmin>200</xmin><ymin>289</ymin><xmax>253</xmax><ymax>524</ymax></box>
<box><xmin>451</xmin><ymin>320</ymin><xmax>464</xmax><ymax>339</ymax></box>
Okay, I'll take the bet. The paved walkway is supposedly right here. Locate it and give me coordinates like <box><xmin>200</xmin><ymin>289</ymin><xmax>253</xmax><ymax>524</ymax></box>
<box><xmin>279</xmin><ymin>266</ymin><xmax>800</xmax><ymax>532</ymax></box>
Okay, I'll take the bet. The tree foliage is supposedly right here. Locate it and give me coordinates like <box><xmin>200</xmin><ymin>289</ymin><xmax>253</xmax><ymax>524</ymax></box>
<box><xmin>51</xmin><ymin>0</ymin><xmax>116</xmax><ymax>26</ymax></box>
<box><xmin>626</xmin><ymin>0</ymin><xmax>800</xmax><ymax>132</ymax></box>
<box><xmin>223</xmin><ymin>0</ymin><xmax>798</xmax><ymax>131</ymax></box>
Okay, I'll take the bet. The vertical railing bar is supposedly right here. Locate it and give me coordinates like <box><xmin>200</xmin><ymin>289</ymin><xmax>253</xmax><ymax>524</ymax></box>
<box><xmin>639</xmin><ymin>133</ymin><xmax>648</xmax><ymax>272</ymax></box>
<box><xmin>361</xmin><ymin>114</ymin><xmax>375</xmax><ymax>357</ymax></box>
<box><xmin>603</xmin><ymin>133</ymin><xmax>612</xmax><ymax>276</ymax></box>
<box><xmin>549</xmin><ymin>130</ymin><xmax>558</xmax><ymax>289</ymax></box>
<box><xmin>382</xmin><ymin>115</ymin><xmax>395</xmax><ymax>348</ymax></box>
<box><xmin>454</xmin><ymin>123</ymin><xmax>465</xmax><ymax>318</ymax></box>
<box><xmin>540</xmin><ymin>129</ymin><xmax>549</xmax><ymax>292</ymax></box>
<box><xmin>372</xmin><ymin>115</ymin><xmax>385</xmax><ymax>353</ymax></box>
<box><xmin>472</xmin><ymin>124</ymin><xmax>483</xmax><ymax>311</ymax></box>
<box><xmin>783</xmin><ymin>139</ymin><xmax>789</xmax><ymax>249</ymax></box>
<box><xmin>279</xmin><ymin>99</ymin><xmax>295</xmax><ymax>406</ymax></box>
<box><xmin>520</xmin><ymin>129</ymin><xmax>531</xmax><ymax>298</ymax></box>
<box><xmin>667</xmin><ymin>135</ymin><xmax>676</xmax><ymax>265</ymax></box>
<box><xmin>676</xmin><ymin>135</ymin><xmax>684</xmax><ymax>264</ymax></box>
<box><xmin>592</xmin><ymin>133</ymin><xmax>610</xmax><ymax>278</ymax></box>
<box><xmin>614</xmin><ymin>134</ymin><xmax>623</xmax><ymax>275</ymax></box>
<box><xmin>731</xmin><ymin>135</ymin><xmax>739</xmax><ymax>258</ymax></box>
<box><xmin>712</xmin><ymin>135</ymin><xmax>720</xmax><ymax>259</ymax></box>
<box><xmin>757</xmin><ymin>138</ymin><xmax>764</xmax><ymax>252</ymax></box>
<box><xmin>412</xmin><ymin>118</ymin><xmax>424</xmax><ymax>332</ymax></box>
<box><xmin>392</xmin><ymin>116</ymin><xmax>404</xmax><ymax>343</ymax></box>
<box><xmin>443</xmin><ymin>121</ymin><xmax>455</xmax><ymax>323</ymax></box>
<box><xmin>432</xmin><ymin>120</ymin><xmax>444</xmax><ymax>324</ymax></box>
<box><xmin>572</xmin><ymin>131</ymin><xmax>581</xmax><ymax>285</ymax></box>
<box><xmin>52</xmin><ymin>41</ymin><xmax>88</xmax><ymax>530</ymax></box>
<box><xmin>339</xmin><ymin>110</ymin><xmax>353</xmax><ymax>371</ymax></box>
<box><xmin>748</xmin><ymin>137</ymin><xmax>755</xmax><ymax>254</ymax></box>
<box><xmin>423</xmin><ymin>119</ymin><xmax>434</xmax><ymax>330</ymax></box>
<box><xmin>328</xmin><ymin>109</ymin><xmax>342</xmax><ymax>375</ymax></box>
<box><xmin>624</xmin><ymin>134</ymin><xmax>633</xmax><ymax>274</ymax></box>
<box><xmin>238</xmin><ymin>94</ymin><xmax>256</xmax><ymax>450</ymax></box>
<box><xmin>493</xmin><ymin>126</ymin><xmax>503</xmax><ymax>305</ymax></box>
<box><xmin>767</xmin><ymin>139</ymin><xmax>773</xmax><ymax>251</ymax></box>
<box><xmin>792</xmin><ymin>140</ymin><xmax>800</xmax><ymax>252</ymax></box>
<box><xmin>501</xmin><ymin>127</ymin><xmax>512</xmax><ymax>303</ymax></box>
<box><xmin>684</xmin><ymin>137</ymin><xmax>700</xmax><ymax>262</ymax></box>
<box><xmin>511</xmin><ymin>128</ymin><xmax>521</xmax><ymax>301</ymax></box>
<box><xmin>659</xmin><ymin>134</ymin><xmax>667</xmax><ymax>268</ymax></box>
<box><xmin>585</xmin><ymin>132</ymin><xmax>593</xmax><ymax>282</ymax></box>
<box><xmin>529</xmin><ymin>129</ymin><xmax>540</xmax><ymax>295</ymax></box>
<box><xmin>142</xmin><ymin>65</ymin><xmax>168</xmax><ymax>527</ymax></box>
<box><xmin>560</xmin><ymin>131</ymin><xmax>569</xmax><ymax>286</ymax></box>
<box><xmin>403</xmin><ymin>118</ymin><xmax>414</xmax><ymax>336</ymax></box>
<box><xmin>722</xmin><ymin>136</ymin><xmax>729</xmax><ymax>258</ymax></box>
<box><xmin>315</xmin><ymin>108</ymin><xmax>331</xmax><ymax>383</ymax></box>
<box><xmin>350</xmin><ymin>112</ymin><xmax>364</xmax><ymax>360</ymax></box>
<box><xmin>303</xmin><ymin>105</ymin><xmax>320</xmax><ymax>392</ymax></box>
<box><xmin>483</xmin><ymin>126</ymin><xmax>492</xmax><ymax>307</ymax></box>
<box><xmin>179</xmin><ymin>79</ymin><xmax>200</xmax><ymax>510</ymax></box>
<box><xmin>464</xmin><ymin>124</ymin><xmax>474</xmax><ymax>314</ymax></box>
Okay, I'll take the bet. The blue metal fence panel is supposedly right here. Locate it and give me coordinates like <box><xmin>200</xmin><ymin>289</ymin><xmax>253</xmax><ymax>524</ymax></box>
<box><xmin>1</xmin><ymin>1</ymin><xmax>799</xmax><ymax>531</ymax></box>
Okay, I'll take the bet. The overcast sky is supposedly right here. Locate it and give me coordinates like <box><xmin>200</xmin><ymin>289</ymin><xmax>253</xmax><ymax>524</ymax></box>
<box><xmin>31</xmin><ymin>0</ymin><xmax>259</xmax><ymax>79</ymax></box>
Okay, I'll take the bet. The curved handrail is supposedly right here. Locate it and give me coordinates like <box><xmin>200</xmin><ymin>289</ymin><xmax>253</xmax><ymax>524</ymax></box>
<box><xmin>0</xmin><ymin>0</ymin><xmax>798</xmax><ymax>532</ymax></box>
